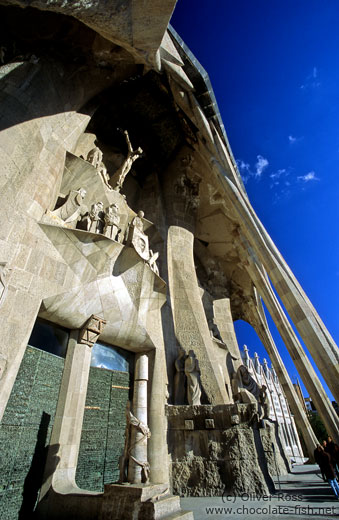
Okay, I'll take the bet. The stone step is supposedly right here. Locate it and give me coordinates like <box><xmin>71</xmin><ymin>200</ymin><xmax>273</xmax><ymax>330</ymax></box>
<box><xmin>153</xmin><ymin>495</ymin><xmax>181</xmax><ymax>519</ymax></box>
<box><xmin>140</xmin><ymin>494</ymin><xmax>182</xmax><ymax>519</ymax></box>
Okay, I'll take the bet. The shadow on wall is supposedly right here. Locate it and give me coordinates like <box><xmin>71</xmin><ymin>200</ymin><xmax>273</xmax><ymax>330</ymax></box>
<box><xmin>19</xmin><ymin>412</ymin><xmax>60</xmax><ymax>520</ymax></box>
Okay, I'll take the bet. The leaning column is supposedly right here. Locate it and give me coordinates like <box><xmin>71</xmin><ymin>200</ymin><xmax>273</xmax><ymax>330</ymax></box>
<box><xmin>219</xmin><ymin>170</ymin><xmax>339</xmax><ymax>403</ymax></box>
<box><xmin>247</xmin><ymin>257</ymin><xmax>339</xmax><ymax>444</ymax></box>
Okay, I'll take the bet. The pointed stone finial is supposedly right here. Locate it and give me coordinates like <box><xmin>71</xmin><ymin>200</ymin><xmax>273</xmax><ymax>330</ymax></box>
<box><xmin>271</xmin><ymin>366</ymin><xmax>278</xmax><ymax>383</ymax></box>
<box><xmin>242</xmin><ymin>344</ymin><xmax>250</xmax><ymax>367</ymax></box>
<box><xmin>254</xmin><ymin>352</ymin><xmax>261</xmax><ymax>374</ymax></box>
<box><xmin>263</xmin><ymin>358</ymin><xmax>270</xmax><ymax>379</ymax></box>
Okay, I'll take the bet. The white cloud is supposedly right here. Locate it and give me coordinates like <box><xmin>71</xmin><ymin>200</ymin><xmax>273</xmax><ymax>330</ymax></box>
<box><xmin>297</xmin><ymin>171</ymin><xmax>319</xmax><ymax>182</ymax></box>
<box><xmin>255</xmin><ymin>155</ymin><xmax>269</xmax><ymax>178</ymax></box>
<box><xmin>288</xmin><ymin>134</ymin><xmax>303</xmax><ymax>144</ymax></box>
<box><xmin>300</xmin><ymin>67</ymin><xmax>320</xmax><ymax>89</ymax></box>
<box><xmin>270</xmin><ymin>168</ymin><xmax>286</xmax><ymax>180</ymax></box>
<box><xmin>237</xmin><ymin>160</ymin><xmax>250</xmax><ymax>172</ymax></box>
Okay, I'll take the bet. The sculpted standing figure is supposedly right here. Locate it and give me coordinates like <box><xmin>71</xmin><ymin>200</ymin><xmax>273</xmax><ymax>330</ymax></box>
<box><xmin>98</xmin><ymin>161</ymin><xmax>113</xmax><ymax>190</ymax></box>
<box><xmin>86</xmin><ymin>146</ymin><xmax>103</xmax><ymax>169</ymax></box>
<box><xmin>85</xmin><ymin>202</ymin><xmax>104</xmax><ymax>234</ymax></box>
<box><xmin>132</xmin><ymin>210</ymin><xmax>145</xmax><ymax>232</ymax></box>
<box><xmin>259</xmin><ymin>385</ymin><xmax>271</xmax><ymax>419</ymax></box>
<box><xmin>185</xmin><ymin>350</ymin><xmax>201</xmax><ymax>405</ymax></box>
<box><xmin>173</xmin><ymin>348</ymin><xmax>186</xmax><ymax>405</ymax></box>
<box><xmin>104</xmin><ymin>203</ymin><xmax>121</xmax><ymax>241</ymax></box>
<box><xmin>114</xmin><ymin>130</ymin><xmax>143</xmax><ymax>192</ymax></box>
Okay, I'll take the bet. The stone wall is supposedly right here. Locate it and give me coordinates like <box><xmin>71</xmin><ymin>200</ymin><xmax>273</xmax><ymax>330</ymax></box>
<box><xmin>166</xmin><ymin>404</ymin><xmax>290</xmax><ymax>497</ymax></box>
<box><xmin>0</xmin><ymin>346</ymin><xmax>64</xmax><ymax>520</ymax></box>
<box><xmin>76</xmin><ymin>367</ymin><xmax>131</xmax><ymax>491</ymax></box>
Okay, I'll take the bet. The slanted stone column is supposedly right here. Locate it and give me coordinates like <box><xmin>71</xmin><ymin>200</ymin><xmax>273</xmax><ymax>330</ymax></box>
<box><xmin>128</xmin><ymin>352</ymin><xmax>150</xmax><ymax>484</ymax></box>
<box><xmin>39</xmin><ymin>315</ymin><xmax>106</xmax><ymax>501</ymax></box>
<box><xmin>252</xmin><ymin>318</ymin><xmax>317</xmax><ymax>458</ymax></box>
<box><xmin>246</xmin><ymin>260</ymin><xmax>339</xmax><ymax>445</ymax></box>
<box><xmin>219</xmin><ymin>172</ymin><xmax>339</xmax><ymax>404</ymax></box>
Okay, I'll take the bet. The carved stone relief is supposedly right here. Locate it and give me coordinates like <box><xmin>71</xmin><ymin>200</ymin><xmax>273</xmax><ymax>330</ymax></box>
<box><xmin>126</xmin><ymin>210</ymin><xmax>160</xmax><ymax>274</ymax></box>
<box><xmin>175</xmin><ymin>154</ymin><xmax>201</xmax><ymax>212</ymax></box>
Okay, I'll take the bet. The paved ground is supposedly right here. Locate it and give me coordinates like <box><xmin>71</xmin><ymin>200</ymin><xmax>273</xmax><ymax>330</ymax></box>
<box><xmin>180</xmin><ymin>465</ymin><xmax>339</xmax><ymax>519</ymax></box>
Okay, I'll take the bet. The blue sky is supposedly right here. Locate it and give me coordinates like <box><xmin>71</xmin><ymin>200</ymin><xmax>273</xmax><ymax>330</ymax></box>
<box><xmin>171</xmin><ymin>1</ymin><xmax>339</xmax><ymax>402</ymax></box>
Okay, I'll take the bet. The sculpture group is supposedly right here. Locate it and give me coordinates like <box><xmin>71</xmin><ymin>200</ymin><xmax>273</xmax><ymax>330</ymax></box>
<box><xmin>47</xmin><ymin>130</ymin><xmax>159</xmax><ymax>275</ymax></box>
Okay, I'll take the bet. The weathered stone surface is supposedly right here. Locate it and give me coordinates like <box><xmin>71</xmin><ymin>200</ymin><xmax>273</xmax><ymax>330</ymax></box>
<box><xmin>0</xmin><ymin>0</ymin><xmax>177</xmax><ymax>66</ymax></box>
<box><xmin>0</xmin><ymin>2</ymin><xmax>337</xmax><ymax>519</ymax></box>
<box><xmin>167</xmin><ymin>405</ymin><xmax>273</xmax><ymax>497</ymax></box>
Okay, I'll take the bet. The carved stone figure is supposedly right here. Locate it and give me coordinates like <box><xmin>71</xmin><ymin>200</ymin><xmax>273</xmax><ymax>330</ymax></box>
<box><xmin>126</xmin><ymin>210</ymin><xmax>160</xmax><ymax>273</ymax></box>
<box><xmin>86</xmin><ymin>146</ymin><xmax>113</xmax><ymax>191</ymax></box>
<box><xmin>98</xmin><ymin>161</ymin><xmax>113</xmax><ymax>190</ymax></box>
<box><xmin>114</xmin><ymin>130</ymin><xmax>143</xmax><ymax>192</ymax></box>
<box><xmin>259</xmin><ymin>385</ymin><xmax>271</xmax><ymax>420</ymax></box>
<box><xmin>103</xmin><ymin>203</ymin><xmax>121</xmax><ymax>240</ymax></box>
<box><xmin>85</xmin><ymin>201</ymin><xmax>104</xmax><ymax>234</ymax></box>
<box><xmin>233</xmin><ymin>365</ymin><xmax>261</xmax><ymax>405</ymax></box>
<box><xmin>185</xmin><ymin>350</ymin><xmax>202</xmax><ymax>405</ymax></box>
<box><xmin>86</xmin><ymin>146</ymin><xmax>103</xmax><ymax>169</ymax></box>
<box><xmin>173</xmin><ymin>348</ymin><xmax>186</xmax><ymax>405</ymax></box>
<box><xmin>128</xmin><ymin>210</ymin><xmax>150</xmax><ymax>260</ymax></box>
<box><xmin>0</xmin><ymin>262</ymin><xmax>10</xmax><ymax>309</ymax></box>
<box><xmin>132</xmin><ymin>210</ymin><xmax>144</xmax><ymax>232</ymax></box>
<box><xmin>127</xmin><ymin>410</ymin><xmax>151</xmax><ymax>484</ymax></box>
<box><xmin>51</xmin><ymin>188</ymin><xmax>87</xmax><ymax>227</ymax></box>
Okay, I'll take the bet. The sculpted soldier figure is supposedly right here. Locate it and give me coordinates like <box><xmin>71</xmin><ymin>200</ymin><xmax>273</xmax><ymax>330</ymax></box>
<box><xmin>85</xmin><ymin>201</ymin><xmax>104</xmax><ymax>234</ymax></box>
<box><xmin>114</xmin><ymin>130</ymin><xmax>143</xmax><ymax>192</ymax></box>
<box><xmin>103</xmin><ymin>203</ymin><xmax>121</xmax><ymax>241</ymax></box>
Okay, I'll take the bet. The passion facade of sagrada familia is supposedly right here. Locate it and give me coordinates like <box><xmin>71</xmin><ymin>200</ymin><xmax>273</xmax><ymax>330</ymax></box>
<box><xmin>0</xmin><ymin>1</ymin><xmax>338</xmax><ymax>519</ymax></box>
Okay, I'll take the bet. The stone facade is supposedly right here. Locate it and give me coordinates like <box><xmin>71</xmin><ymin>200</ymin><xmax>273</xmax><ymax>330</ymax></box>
<box><xmin>240</xmin><ymin>346</ymin><xmax>305</xmax><ymax>464</ymax></box>
<box><xmin>0</xmin><ymin>1</ymin><xmax>338</xmax><ymax>519</ymax></box>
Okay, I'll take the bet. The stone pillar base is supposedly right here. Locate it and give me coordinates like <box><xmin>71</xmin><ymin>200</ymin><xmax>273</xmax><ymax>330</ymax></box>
<box><xmin>102</xmin><ymin>484</ymin><xmax>193</xmax><ymax>520</ymax></box>
<box><xmin>37</xmin><ymin>484</ymin><xmax>193</xmax><ymax>520</ymax></box>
